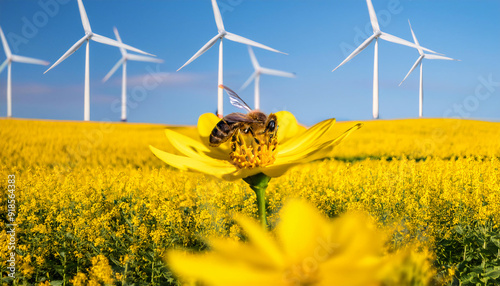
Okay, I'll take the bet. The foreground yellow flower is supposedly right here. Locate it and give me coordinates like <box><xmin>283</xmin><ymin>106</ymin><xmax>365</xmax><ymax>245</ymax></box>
<box><xmin>167</xmin><ymin>200</ymin><xmax>405</xmax><ymax>286</ymax></box>
<box><xmin>151</xmin><ymin>104</ymin><xmax>361</xmax><ymax>228</ymax></box>
<box><xmin>150</xmin><ymin>111</ymin><xmax>361</xmax><ymax>182</ymax></box>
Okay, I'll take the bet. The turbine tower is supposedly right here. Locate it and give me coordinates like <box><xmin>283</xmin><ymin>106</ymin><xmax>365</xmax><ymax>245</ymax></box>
<box><xmin>333</xmin><ymin>0</ymin><xmax>437</xmax><ymax>119</ymax></box>
<box><xmin>399</xmin><ymin>20</ymin><xmax>459</xmax><ymax>118</ymax></box>
<box><xmin>177</xmin><ymin>0</ymin><xmax>285</xmax><ymax>118</ymax></box>
<box><xmin>44</xmin><ymin>0</ymin><xmax>156</xmax><ymax>121</ymax></box>
<box><xmin>240</xmin><ymin>46</ymin><xmax>295</xmax><ymax>110</ymax></box>
<box><xmin>102</xmin><ymin>27</ymin><xmax>164</xmax><ymax>122</ymax></box>
<box><xmin>0</xmin><ymin>26</ymin><xmax>49</xmax><ymax>117</ymax></box>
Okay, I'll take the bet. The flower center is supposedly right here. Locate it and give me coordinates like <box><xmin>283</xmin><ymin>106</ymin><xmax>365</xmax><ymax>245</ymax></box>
<box><xmin>229</xmin><ymin>129</ymin><xmax>278</xmax><ymax>169</ymax></box>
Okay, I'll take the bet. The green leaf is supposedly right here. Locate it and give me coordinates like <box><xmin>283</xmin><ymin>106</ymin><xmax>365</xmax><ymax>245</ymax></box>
<box><xmin>483</xmin><ymin>269</ymin><xmax>500</xmax><ymax>279</ymax></box>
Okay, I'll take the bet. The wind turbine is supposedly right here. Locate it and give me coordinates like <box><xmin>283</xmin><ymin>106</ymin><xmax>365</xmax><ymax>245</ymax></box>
<box><xmin>240</xmin><ymin>46</ymin><xmax>295</xmax><ymax>110</ymax></box>
<box><xmin>177</xmin><ymin>0</ymin><xmax>285</xmax><ymax>118</ymax></box>
<box><xmin>399</xmin><ymin>20</ymin><xmax>459</xmax><ymax>118</ymax></box>
<box><xmin>102</xmin><ymin>27</ymin><xmax>164</xmax><ymax>122</ymax></box>
<box><xmin>44</xmin><ymin>0</ymin><xmax>155</xmax><ymax>121</ymax></box>
<box><xmin>333</xmin><ymin>0</ymin><xmax>437</xmax><ymax>119</ymax></box>
<box><xmin>0</xmin><ymin>26</ymin><xmax>49</xmax><ymax>118</ymax></box>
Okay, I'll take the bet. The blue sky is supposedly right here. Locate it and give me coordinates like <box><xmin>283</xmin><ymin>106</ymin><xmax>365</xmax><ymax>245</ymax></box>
<box><xmin>0</xmin><ymin>0</ymin><xmax>499</xmax><ymax>125</ymax></box>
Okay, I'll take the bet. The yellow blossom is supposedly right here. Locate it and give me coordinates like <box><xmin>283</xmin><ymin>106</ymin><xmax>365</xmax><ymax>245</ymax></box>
<box><xmin>150</xmin><ymin>111</ymin><xmax>362</xmax><ymax>181</ymax></box>
<box><xmin>89</xmin><ymin>255</ymin><xmax>114</xmax><ymax>285</ymax></box>
<box><xmin>167</xmin><ymin>199</ymin><xmax>422</xmax><ymax>286</ymax></box>
<box><xmin>70</xmin><ymin>272</ymin><xmax>87</xmax><ymax>286</ymax></box>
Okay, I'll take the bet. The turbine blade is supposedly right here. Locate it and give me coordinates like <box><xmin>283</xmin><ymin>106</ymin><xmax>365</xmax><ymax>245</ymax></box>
<box><xmin>0</xmin><ymin>26</ymin><xmax>12</xmax><ymax>57</ymax></box>
<box><xmin>211</xmin><ymin>0</ymin><xmax>225</xmax><ymax>32</ymax></box>
<box><xmin>11</xmin><ymin>55</ymin><xmax>49</xmax><ymax>65</ymax></box>
<box><xmin>77</xmin><ymin>0</ymin><xmax>92</xmax><ymax>33</ymax></box>
<box><xmin>240</xmin><ymin>71</ymin><xmax>257</xmax><ymax>91</ymax></box>
<box><xmin>44</xmin><ymin>35</ymin><xmax>89</xmax><ymax>74</ymax></box>
<box><xmin>225</xmin><ymin>32</ymin><xmax>286</xmax><ymax>54</ymax></box>
<box><xmin>399</xmin><ymin>55</ymin><xmax>423</xmax><ymax>86</ymax></box>
<box><xmin>333</xmin><ymin>33</ymin><xmax>376</xmax><ymax>71</ymax></box>
<box><xmin>248</xmin><ymin>46</ymin><xmax>259</xmax><ymax>69</ymax></box>
<box><xmin>380</xmin><ymin>32</ymin><xmax>438</xmax><ymax>54</ymax></box>
<box><xmin>366</xmin><ymin>0</ymin><xmax>380</xmax><ymax>32</ymax></box>
<box><xmin>0</xmin><ymin>59</ymin><xmax>8</xmax><ymax>73</ymax></box>
<box><xmin>407</xmin><ymin>20</ymin><xmax>423</xmax><ymax>55</ymax></box>
<box><xmin>102</xmin><ymin>58</ymin><xmax>125</xmax><ymax>82</ymax></box>
<box><xmin>177</xmin><ymin>34</ymin><xmax>220</xmax><ymax>71</ymax></box>
<box><xmin>91</xmin><ymin>33</ymin><xmax>154</xmax><ymax>56</ymax></box>
<box><xmin>424</xmin><ymin>54</ymin><xmax>459</xmax><ymax>61</ymax></box>
<box><xmin>113</xmin><ymin>27</ymin><xmax>126</xmax><ymax>56</ymax></box>
<box><xmin>127</xmin><ymin>54</ymin><xmax>164</xmax><ymax>63</ymax></box>
<box><xmin>260</xmin><ymin>67</ymin><xmax>295</xmax><ymax>78</ymax></box>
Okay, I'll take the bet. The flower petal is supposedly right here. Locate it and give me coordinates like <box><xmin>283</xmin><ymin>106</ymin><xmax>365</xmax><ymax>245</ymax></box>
<box><xmin>165</xmin><ymin>129</ymin><xmax>210</xmax><ymax>156</ymax></box>
<box><xmin>197</xmin><ymin>113</ymin><xmax>221</xmax><ymax>139</ymax></box>
<box><xmin>220</xmin><ymin>168</ymin><xmax>265</xmax><ymax>181</ymax></box>
<box><xmin>261</xmin><ymin>162</ymin><xmax>300</xmax><ymax>178</ymax></box>
<box><xmin>234</xmin><ymin>215</ymin><xmax>285</xmax><ymax>268</ymax></box>
<box><xmin>197</xmin><ymin>112</ymin><xmax>232</xmax><ymax>155</ymax></box>
<box><xmin>167</xmin><ymin>251</ymin><xmax>284</xmax><ymax>286</ymax></box>
<box><xmin>149</xmin><ymin>145</ymin><xmax>235</xmax><ymax>179</ymax></box>
<box><xmin>277</xmin><ymin>118</ymin><xmax>336</xmax><ymax>156</ymax></box>
<box><xmin>209</xmin><ymin>238</ymin><xmax>279</xmax><ymax>269</ymax></box>
<box><xmin>275</xmin><ymin>111</ymin><xmax>306</xmax><ymax>144</ymax></box>
<box><xmin>275</xmin><ymin>123</ymin><xmax>363</xmax><ymax>164</ymax></box>
<box><xmin>276</xmin><ymin>200</ymin><xmax>332</xmax><ymax>263</ymax></box>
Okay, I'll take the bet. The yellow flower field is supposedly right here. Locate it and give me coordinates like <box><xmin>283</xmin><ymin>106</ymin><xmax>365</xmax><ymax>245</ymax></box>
<box><xmin>1</xmin><ymin>118</ymin><xmax>500</xmax><ymax>285</ymax></box>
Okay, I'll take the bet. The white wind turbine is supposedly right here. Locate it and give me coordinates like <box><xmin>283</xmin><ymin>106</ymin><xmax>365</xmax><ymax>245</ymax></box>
<box><xmin>177</xmin><ymin>0</ymin><xmax>285</xmax><ymax>118</ymax></box>
<box><xmin>102</xmin><ymin>27</ymin><xmax>164</xmax><ymax>122</ymax></box>
<box><xmin>399</xmin><ymin>20</ymin><xmax>459</xmax><ymax>118</ymax></box>
<box><xmin>0</xmin><ymin>26</ymin><xmax>49</xmax><ymax>118</ymax></box>
<box><xmin>44</xmin><ymin>0</ymin><xmax>155</xmax><ymax>121</ymax></box>
<box><xmin>240</xmin><ymin>46</ymin><xmax>295</xmax><ymax>110</ymax></box>
<box><xmin>333</xmin><ymin>0</ymin><xmax>437</xmax><ymax>119</ymax></box>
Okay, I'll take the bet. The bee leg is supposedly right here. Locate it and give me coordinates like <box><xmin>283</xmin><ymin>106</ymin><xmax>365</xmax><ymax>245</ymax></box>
<box><xmin>247</xmin><ymin>128</ymin><xmax>256</xmax><ymax>137</ymax></box>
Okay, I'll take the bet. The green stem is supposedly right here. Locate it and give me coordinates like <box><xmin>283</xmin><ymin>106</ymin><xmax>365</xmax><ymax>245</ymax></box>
<box><xmin>243</xmin><ymin>173</ymin><xmax>271</xmax><ymax>229</ymax></box>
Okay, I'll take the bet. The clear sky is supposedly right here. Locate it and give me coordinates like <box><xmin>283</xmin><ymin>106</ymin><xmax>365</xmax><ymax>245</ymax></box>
<box><xmin>0</xmin><ymin>0</ymin><xmax>499</xmax><ymax>125</ymax></box>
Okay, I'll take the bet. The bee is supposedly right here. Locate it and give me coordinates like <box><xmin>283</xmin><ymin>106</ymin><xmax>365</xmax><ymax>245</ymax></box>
<box><xmin>209</xmin><ymin>85</ymin><xmax>278</xmax><ymax>147</ymax></box>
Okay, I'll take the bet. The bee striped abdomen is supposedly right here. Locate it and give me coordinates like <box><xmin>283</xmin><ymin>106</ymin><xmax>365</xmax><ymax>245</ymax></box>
<box><xmin>209</xmin><ymin>119</ymin><xmax>238</xmax><ymax>146</ymax></box>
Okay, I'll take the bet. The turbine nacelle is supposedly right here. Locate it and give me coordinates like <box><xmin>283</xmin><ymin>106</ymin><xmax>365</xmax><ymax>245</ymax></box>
<box><xmin>399</xmin><ymin>21</ymin><xmax>459</xmax><ymax>87</ymax></box>
<box><xmin>240</xmin><ymin>46</ymin><xmax>295</xmax><ymax>110</ymax></box>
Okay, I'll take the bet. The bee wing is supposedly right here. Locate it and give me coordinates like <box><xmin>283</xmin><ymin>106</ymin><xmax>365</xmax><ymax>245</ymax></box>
<box><xmin>219</xmin><ymin>84</ymin><xmax>252</xmax><ymax>112</ymax></box>
<box><xmin>224</xmin><ymin>113</ymin><xmax>254</xmax><ymax>123</ymax></box>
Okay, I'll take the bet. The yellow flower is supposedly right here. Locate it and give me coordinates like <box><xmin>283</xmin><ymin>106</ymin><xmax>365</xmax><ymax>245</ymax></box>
<box><xmin>150</xmin><ymin>111</ymin><xmax>361</xmax><ymax>181</ymax></box>
<box><xmin>89</xmin><ymin>255</ymin><xmax>114</xmax><ymax>285</ymax></box>
<box><xmin>69</xmin><ymin>273</ymin><xmax>87</xmax><ymax>286</ymax></box>
<box><xmin>167</xmin><ymin>200</ymin><xmax>400</xmax><ymax>286</ymax></box>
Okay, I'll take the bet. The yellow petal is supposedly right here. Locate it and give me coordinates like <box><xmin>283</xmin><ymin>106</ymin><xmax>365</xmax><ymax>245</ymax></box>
<box><xmin>276</xmin><ymin>200</ymin><xmax>332</xmax><ymax>263</ymax></box>
<box><xmin>165</xmin><ymin>129</ymin><xmax>210</xmax><ymax>156</ymax></box>
<box><xmin>197</xmin><ymin>112</ymin><xmax>232</xmax><ymax>155</ymax></box>
<box><xmin>275</xmin><ymin>111</ymin><xmax>306</xmax><ymax>144</ymax></box>
<box><xmin>149</xmin><ymin>145</ymin><xmax>235</xmax><ymax>179</ymax></box>
<box><xmin>167</xmin><ymin>251</ymin><xmax>284</xmax><ymax>286</ymax></box>
<box><xmin>261</xmin><ymin>162</ymin><xmax>299</xmax><ymax>178</ymax></box>
<box><xmin>275</xmin><ymin>123</ymin><xmax>363</xmax><ymax>164</ymax></box>
<box><xmin>197</xmin><ymin>113</ymin><xmax>220</xmax><ymax>138</ymax></box>
<box><xmin>263</xmin><ymin>124</ymin><xmax>361</xmax><ymax>177</ymax></box>
<box><xmin>234</xmin><ymin>215</ymin><xmax>285</xmax><ymax>268</ymax></box>
<box><xmin>209</xmin><ymin>238</ymin><xmax>279</xmax><ymax>269</ymax></box>
<box><xmin>220</xmin><ymin>168</ymin><xmax>266</xmax><ymax>181</ymax></box>
<box><xmin>277</xmin><ymin>118</ymin><xmax>336</xmax><ymax>156</ymax></box>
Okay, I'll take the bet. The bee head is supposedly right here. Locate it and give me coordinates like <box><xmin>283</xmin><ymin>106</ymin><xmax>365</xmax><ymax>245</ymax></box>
<box><xmin>266</xmin><ymin>119</ymin><xmax>276</xmax><ymax>132</ymax></box>
<box><xmin>264</xmin><ymin>114</ymin><xmax>278</xmax><ymax>135</ymax></box>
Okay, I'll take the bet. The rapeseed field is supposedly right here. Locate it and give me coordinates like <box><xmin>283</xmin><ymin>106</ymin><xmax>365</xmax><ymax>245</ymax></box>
<box><xmin>1</xmin><ymin>118</ymin><xmax>499</xmax><ymax>285</ymax></box>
